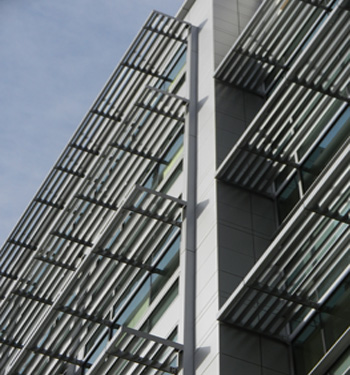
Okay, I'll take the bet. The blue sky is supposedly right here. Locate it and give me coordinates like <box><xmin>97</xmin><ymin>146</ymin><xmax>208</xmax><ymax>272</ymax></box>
<box><xmin>0</xmin><ymin>0</ymin><xmax>183</xmax><ymax>245</ymax></box>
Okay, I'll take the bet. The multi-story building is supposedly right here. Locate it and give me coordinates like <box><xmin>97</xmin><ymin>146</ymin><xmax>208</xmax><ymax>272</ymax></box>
<box><xmin>0</xmin><ymin>0</ymin><xmax>348</xmax><ymax>374</ymax></box>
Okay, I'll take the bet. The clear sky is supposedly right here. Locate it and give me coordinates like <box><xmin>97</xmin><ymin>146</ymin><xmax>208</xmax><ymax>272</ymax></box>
<box><xmin>0</xmin><ymin>0</ymin><xmax>184</xmax><ymax>245</ymax></box>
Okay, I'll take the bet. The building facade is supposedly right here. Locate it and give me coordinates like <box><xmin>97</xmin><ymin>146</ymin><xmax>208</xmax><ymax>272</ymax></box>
<box><xmin>0</xmin><ymin>0</ymin><xmax>349</xmax><ymax>374</ymax></box>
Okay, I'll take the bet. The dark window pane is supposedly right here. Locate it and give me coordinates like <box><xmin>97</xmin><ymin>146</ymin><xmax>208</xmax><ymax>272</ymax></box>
<box><xmin>322</xmin><ymin>276</ymin><xmax>350</xmax><ymax>350</ymax></box>
<box><xmin>293</xmin><ymin>315</ymin><xmax>324</xmax><ymax>374</ymax></box>
<box><xmin>151</xmin><ymin>235</ymin><xmax>180</xmax><ymax>301</ymax></box>
<box><xmin>301</xmin><ymin>107</ymin><xmax>350</xmax><ymax>190</ymax></box>
<box><xmin>277</xmin><ymin>176</ymin><xmax>300</xmax><ymax>221</ymax></box>
<box><xmin>149</xmin><ymin>281</ymin><xmax>179</xmax><ymax>330</ymax></box>
<box><xmin>293</xmin><ymin>276</ymin><xmax>350</xmax><ymax>375</ymax></box>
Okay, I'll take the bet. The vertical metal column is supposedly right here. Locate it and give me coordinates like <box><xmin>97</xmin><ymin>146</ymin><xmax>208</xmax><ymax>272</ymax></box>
<box><xmin>181</xmin><ymin>25</ymin><xmax>198</xmax><ymax>375</ymax></box>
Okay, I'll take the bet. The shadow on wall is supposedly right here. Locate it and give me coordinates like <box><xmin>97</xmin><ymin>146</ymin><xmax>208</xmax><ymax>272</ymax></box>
<box><xmin>195</xmin><ymin>346</ymin><xmax>211</xmax><ymax>369</ymax></box>
<box><xmin>197</xmin><ymin>199</ymin><xmax>210</xmax><ymax>218</ymax></box>
<box><xmin>198</xmin><ymin>95</ymin><xmax>208</xmax><ymax>111</ymax></box>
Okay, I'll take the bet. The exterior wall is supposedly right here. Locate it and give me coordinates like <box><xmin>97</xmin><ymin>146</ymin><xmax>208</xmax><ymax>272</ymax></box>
<box><xmin>181</xmin><ymin>0</ymin><xmax>288</xmax><ymax>374</ymax></box>
<box><xmin>182</xmin><ymin>1</ymin><xmax>288</xmax><ymax>374</ymax></box>
<box><xmin>0</xmin><ymin>0</ymin><xmax>348</xmax><ymax>374</ymax></box>
<box><xmin>215</xmin><ymin>71</ymin><xmax>289</xmax><ymax>375</ymax></box>
<box><xmin>216</xmin><ymin>182</ymin><xmax>277</xmax><ymax>305</ymax></box>
<box><xmin>213</xmin><ymin>1</ymin><xmax>290</xmax><ymax>374</ymax></box>
<box><xmin>220</xmin><ymin>326</ymin><xmax>291</xmax><ymax>375</ymax></box>
<box><xmin>184</xmin><ymin>1</ymin><xmax>220</xmax><ymax>374</ymax></box>
<box><xmin>213</xmin><ymin>0</ymin><xmax>350</xmax><ymax>374</ymax></box>
<box><xmin>213</xmin><ymin>0</ymin><xmax>261</xmax><ymax>68</ymax></box>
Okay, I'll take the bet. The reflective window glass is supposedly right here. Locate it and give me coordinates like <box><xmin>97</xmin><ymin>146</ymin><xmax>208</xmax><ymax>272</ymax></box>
<box><xmin>143</xmin><ymin>132</ymin><xmax>184</xmax><ymax>190</ymax></box>
<box><xmin>159</xmin><ymin>46</ymin><xmax>186</xmax><ymax>91</ymax></box>
<box><xmin>293</xmin><ymin>275</ymin><xmax>350</xmax><ymax>374</ymax></box>
<box><xmin>297</xmin><ymin>100</ymin><xmax>344</xmax><ymax>160</ymax></box>
<box><xmin>115</xmin><ymin>234</ymin><xmax>180</xmax><ymax>328</ymax></box>
<box><xmin>148</xmin><ymin>281</ymin><xmax>179</xmax><ymax>331</ymax></box>
<box><xmin>301</xmin><ymin>107</ymin><xmax>350</xmax><ymax>190</ymax></box>
<box><xmin>322</xmin><ymin>277</ymin><xmax>350</xmax><ymax>351</ymax></box>
<box><xmin>86</xmin><ymin>331</ymin><xmax>109</xmax><ymax>365</ymax></box>
<box><xmin>328</xmin><ymin>347</ymin><xmax>350</xmax><ymax>375</ymax></box>
<box><xmin>151</xmin><ymin>235</ymin><xmax>180</xmax><ymax>301</ymax></box>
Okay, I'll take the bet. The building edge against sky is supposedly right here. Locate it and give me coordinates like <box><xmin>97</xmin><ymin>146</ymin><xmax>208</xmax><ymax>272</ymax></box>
<box><xmin>0</xmin><ymin>0</ymin><xmax>349</xmax><ymax>375</ymax></box>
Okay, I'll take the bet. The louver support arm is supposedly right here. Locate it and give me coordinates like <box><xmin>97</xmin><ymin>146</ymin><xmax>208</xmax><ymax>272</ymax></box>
<box><xmin>87</xmin><ymin>325</ymin><xmax>183</xmax><ymax>375</ymax></box>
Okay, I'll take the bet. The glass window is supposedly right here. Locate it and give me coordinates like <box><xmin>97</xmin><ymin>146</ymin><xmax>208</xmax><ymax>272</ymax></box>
<box><xmin>148</xmin><ymin>281</ymin><xmax>179</xmax><ymax>331</ymax></box>
<box><xmin>316</xmin><ymin>249</ymin><xmax>349</xmax><ymax>298</ymax></box>
<box><xmin>328</xmin><ymin>347</ymin><xmax>350</xmax><ymax>375</ymax></box>
<box><xmin>114</xmin><ymin>234</ymin><xmax>180</xmax><ymax>329</ymax></box>
<box><xmin>293</xmin><ymin>275</ymin><xmax>350</xmax><ymax>374</ymax></box>
<box><xmin>274</xmin><ymin>165</ymin><xmax>294</xmax><ymax>191</ymax></box>
<box><xmin>293</xmin><ymin>315</ymin><xmax>324</xmax><ymax>375</ymax></box>
<box><xmin>113</xmin><ymin>270</ymin><xmax>146</xmax><ymax>318</ymax></box>
<box><xmin>143</xmin><ymin>132</ymin><xmax>184</xmax><ymax>191</ymax></box>
<box><xmin>301</xmin><ymin>107</ymin><xmax>350</xmax><ymax>190</ymax></box>
<box><xmin>172</xmin><ymin>73</ymin><xmax>186</xmax><ymax>94</ymax></box>
<box><xmin>162</xmin><ymin>133</ymin><xmax>184</xmax><ymax>179</ymax></box>
<box><xmin>321</xmin><ymin>278</ymin><xmax>350</xmax><ymax>351</ymax></box>
<box><xmin>275</xmin><ymin>106</ymin><xmax>349</xmax><ymax>223</ymax></box>
<box><xmin>150</xmin><ymin>236</ymin><xmax>180</xmax><ymax>302</ymax></box>
<box><xmin>277</xmin><ymin>176</ymin><xmax>300</xmax><ymax>221</ymax></box>
<box><xmin>117</xmin><ymin>278</ymin><xmax>151</xmax><ymax>328</ymax></box>
<box><xmin>264</xmin><ymin>5</ymin><xmax>333</xmax><ymax>96</ymax></box>
<box><xmin>19</xmin><ymin>353</ymin><xmax>36</xmax><ymax>375</ymax></box>
<box><xmin>159</xmin><ymin>46</ymin><xmax>186</xmax><ymax>92</ymax></box>
<box><xmin>281</xmin><ymin>9</ymin><xmax>323</xmax><ymax>66</ymax></box>
<box><xmin>285</xmin><ymin>218</ymin><xmax>346</xmax><ymax>297</ymax></box>
<box><xmin>86</xmin><ymin>330</ymin><xmax>109</xmax><ymax>365</ymax></box>
<box><xmin>168</xmin><ymin>50</ymin><xmax>186</xmax><ymax>82</ymax></box>
<box><xmin>296</xmin><ymin>100</ymin><xmax>344</xmax><ymax>160</ymax></box>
